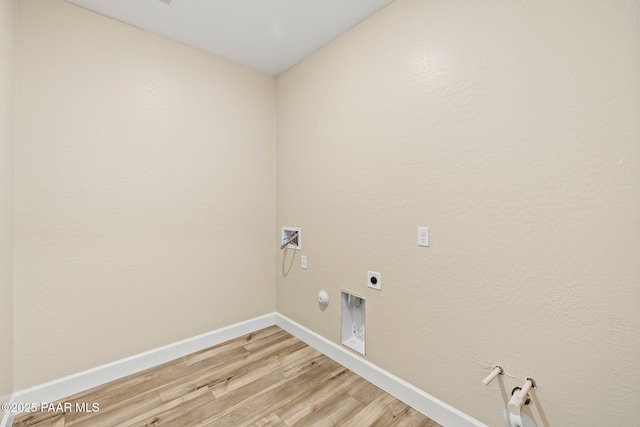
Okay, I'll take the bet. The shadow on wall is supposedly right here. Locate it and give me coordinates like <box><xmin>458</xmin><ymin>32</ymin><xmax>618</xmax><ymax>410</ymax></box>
<box><xmin>281</xmin><ymin>247</ymin><xmax>297</xmax><ymax>277</ymax></box>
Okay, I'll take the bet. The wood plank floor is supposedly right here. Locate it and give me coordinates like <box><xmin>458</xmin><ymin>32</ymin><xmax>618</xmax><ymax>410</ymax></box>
<box><xmin>12</xmin><ymin>326</ymin><xmax>441</xmax><ymax>427</ymax></box>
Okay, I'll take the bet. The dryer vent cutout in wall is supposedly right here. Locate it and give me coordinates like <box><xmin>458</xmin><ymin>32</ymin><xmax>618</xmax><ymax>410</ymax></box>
<box><xmin>341</xmin><ymin>291</ymin><xmax>365</xmax><ymax>355</ymax></box>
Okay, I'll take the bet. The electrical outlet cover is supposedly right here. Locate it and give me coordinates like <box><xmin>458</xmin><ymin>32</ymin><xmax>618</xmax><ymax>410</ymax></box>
<box><xmin>367</xmin><ymin>271</ymin><xmax>381</xmax><ymax>290</ymax></box>
<box><xmin>418</xmin><ymin>227</ymin><xmax>430</xmax><ymax>247</ymax></box>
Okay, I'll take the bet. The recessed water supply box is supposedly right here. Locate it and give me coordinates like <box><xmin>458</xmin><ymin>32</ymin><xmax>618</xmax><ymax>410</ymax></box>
<box><xmin>281</xmin><ymin>227</ymin><xmax>301</xmax><ymax>250</ymax></box>
<box><xmin>341</xmin><ymin>291</ymin><xmax>365</xmax><ymax>355</ymax></box>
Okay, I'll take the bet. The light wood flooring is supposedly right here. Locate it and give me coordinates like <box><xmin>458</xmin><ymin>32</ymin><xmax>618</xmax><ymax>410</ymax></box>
<box><xmin>13</xmin><ymin>326</ymin><xmax>441</xmax><ymax>427</ymax></box>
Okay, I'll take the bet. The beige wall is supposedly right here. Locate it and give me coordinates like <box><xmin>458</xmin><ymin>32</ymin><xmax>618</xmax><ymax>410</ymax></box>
<box><xmin>15</xmin><ymin>0</ymin><xmax>276</xmax><ymax>389</ymax></box>
<box><xmin>9</xmin><ymin>0</ymin><xmax>640</xmax><ymax>425</ymax></box>
<box><xmin>0</xmin><ymin>0</ymin><xmax>15</xmax><ymax>407</ymax></box>
<box><xmin>276</xmin><ymin>1</ymin><xmax>640</xmax><ymax>426</ymax></box>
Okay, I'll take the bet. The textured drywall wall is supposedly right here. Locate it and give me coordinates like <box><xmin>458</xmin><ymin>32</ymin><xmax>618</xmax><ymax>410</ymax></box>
<box><xmin>0</xmin><ymin>0</ymin><xmax>15</xmax><ymax>407</ymax></box>
<box><xmin>276</xmin><ymin>1</ymin><xmax>640</xmax><ymax>426</ymax></box>
<box><xmin>15</xmin><ymin>0</ymin><xmax>276</xmax><ymax>389</ymax></box>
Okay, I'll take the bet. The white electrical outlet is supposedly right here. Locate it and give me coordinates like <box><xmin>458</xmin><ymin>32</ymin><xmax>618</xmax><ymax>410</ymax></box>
<box><xmin>367</xmin><ymin>271</ymin><xmax>381</xmax><ymax>290</ymax></box>
<box><xmin>418</xmin><ymin>227</ymin><xmax>430</xmax><ymax>247</ymax></box>
<box><xmin>301</xmin><ymin>256</ymin><xmax>307</xmax><ymax>269</ymax></box>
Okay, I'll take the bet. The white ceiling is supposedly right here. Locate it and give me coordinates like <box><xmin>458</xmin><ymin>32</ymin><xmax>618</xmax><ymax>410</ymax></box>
<box><xmin>65</xmin><ymin>0</ymin><xmax>395</xmax><ymax>76</ymax></box>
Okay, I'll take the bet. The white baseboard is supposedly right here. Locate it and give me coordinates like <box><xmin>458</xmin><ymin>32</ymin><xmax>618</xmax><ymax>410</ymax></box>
<box><xmin>2</xmin><ymin>312</ymin><xmax>484</xmax><ymax>427</ymax></box>
<box><xmin>1</xmin><ymin>393</ymin><xmax>12</xmax><ymax>427</ymax></box>
<box><xmin>1</xmin><ymin>313</ymin><xmax>276</xmax><ymax>427</ymax></box>
<box><xmin>276</xmin><ymin>313</ymin><xmax>487</xmax><ymax>427</ymax></box>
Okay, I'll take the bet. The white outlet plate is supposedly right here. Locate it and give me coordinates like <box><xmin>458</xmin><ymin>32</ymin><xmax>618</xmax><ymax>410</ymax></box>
<box><xmin>418</xmin><ymin>227</ymin><xmax>429</xmax><ymax>247</ymax></box>
<box><xmin>367</xmin><ymin>271</ymin><xmax>381</xmax><ymax>290</ymax></box>
<box><xmin>301</xmin><ymin>255</ymin><xmax>307</xmax><ymax>269</ymax></box>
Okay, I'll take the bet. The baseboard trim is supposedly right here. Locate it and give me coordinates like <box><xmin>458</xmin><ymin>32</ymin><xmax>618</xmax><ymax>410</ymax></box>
<box><xmin>1</xmin><ymin>393</ymin><xmax>12</xmax><ymax>427</ymax></box>
<box><xmin>2</xmin><ymin>312</ymin><xmax>485</xmax><ymax>427</ymax></box>
<box><xmin>276</xmin><ymin>313</ymin><xmax>486</xmax><ymax>427</ymax></box>
<box><xmin>2</xmin><ymin>313</ymin><xmax>277</xmax><ymax>427</ymax></box>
